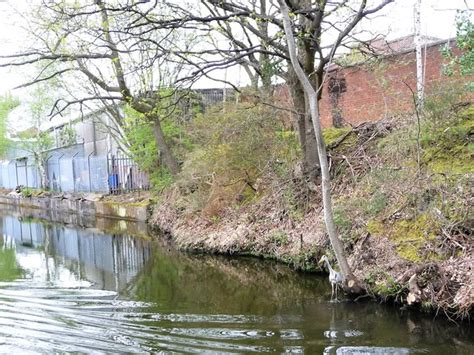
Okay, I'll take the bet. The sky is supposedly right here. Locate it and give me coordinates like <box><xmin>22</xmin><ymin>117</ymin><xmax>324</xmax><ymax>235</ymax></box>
<box><xmin>0</xmin><ymin>0</ymin><xmax>471</xmax><ymax>101</ymax></box>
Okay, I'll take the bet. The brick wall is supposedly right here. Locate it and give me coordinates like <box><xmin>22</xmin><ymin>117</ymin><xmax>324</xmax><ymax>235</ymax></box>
<box><xmin>319</xmin><ymin>40</ymin><xmax>469</xmax><ymax>127</ymax></box>
<box><xmin>276</xmin><ymin>40</ymin><xmax>470</xmax><ymax>128</ymax></box>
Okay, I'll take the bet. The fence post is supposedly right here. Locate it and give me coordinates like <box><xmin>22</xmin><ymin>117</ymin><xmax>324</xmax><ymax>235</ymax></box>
<box><xmin>87</xmin><ymin>150</ymin><xmax>95</xmax><ymax>192</ymax></box>
<box><xmin>25</xmin><ymin>161</ymin><xmax>28</xmax><ymax>188</ymax></box>
<box><xmin>15</xmin><ymin>161</ymin><xmax>19</xmax><ymax>187</ymax></box>
<box><xmin>71</xmin><ymin>151</ymin><xmax>79</xmax><ymax>192</ymax></box>
<box><xmin>57</xmin><ymin>153</ymin><xmax>65</xmax><ymax>192</ymax></box>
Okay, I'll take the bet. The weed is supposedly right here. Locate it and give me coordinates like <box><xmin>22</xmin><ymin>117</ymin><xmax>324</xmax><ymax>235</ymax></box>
<box><xmin>20</xmin><ymin>187</ymin><xmax>33</xmax><ymax>198</ymax></box>
<box><xmin>268</xmin><ymin>230</ymin><xmax>289</xmax><ymax>247</ymax></box>
<box><xmin>284</xmin><ymin>248</ymin><xmax>321</xmax><ymax>272</ymax></box>
<box><xmin>365</xmin><ymin>269</ymin><xmax>407</xmax><ymax>302</ymax></box>
<box><xmin>333</xmin><ymin>206</ymin><xmax>352</xmax><ymax>232</ymax></box>
<box><xmin>365</xmin><ymin>191</ymin><xmax>388</xmax><ymax>216</ymax></box>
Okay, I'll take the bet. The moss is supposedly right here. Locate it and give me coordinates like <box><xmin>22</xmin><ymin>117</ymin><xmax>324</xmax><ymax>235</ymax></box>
<box><xmin>422</xmin><ymin>105</ymin><xmax>474</xmax><ymax>174</ymax></box>
<box><xmin>366</xmin><ymin>219</ymin><xmax>385</xmax><ymax>236</ymax></box>
<box><xmin>425</xmin><ymin>148</ymin><xmax>473</xmax><ymax>174</ymax></box>
<box><xmin>390</xmin><ymin>214</ymin><xmax>440</xmax><ymax>262</ymax></box>
<box><xmin>322</xmin><ymin>126</ymin><xmax>352</xmax><ymax>146</ymax></box>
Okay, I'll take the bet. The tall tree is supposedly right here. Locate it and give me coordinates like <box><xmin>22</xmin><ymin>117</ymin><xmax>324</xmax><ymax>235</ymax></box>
<box><xmin>279</xmin><ymin>0</ymin><xmax>358</xmax><ymax>291</ymax></box>
<box><xmin>0</xmin><ymin>94</ymin><xmax>19</xmax><ymax>158</ymax></box>
<box><xmin>172</xmin><ymin>0</ymin><xmax>393</xmax><ymax>181</ymax></box>
<box><xmin>0</xmin><ymin>0</ymin><xmax>196</xmax><ymax>176</ymax></box>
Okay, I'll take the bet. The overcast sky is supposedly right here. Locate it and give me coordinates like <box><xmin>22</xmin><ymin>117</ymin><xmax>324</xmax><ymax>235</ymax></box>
<box><xmin>0</xmin><ymin>0</ymin><xmax>471</xmax><ymax>96</ymax></box>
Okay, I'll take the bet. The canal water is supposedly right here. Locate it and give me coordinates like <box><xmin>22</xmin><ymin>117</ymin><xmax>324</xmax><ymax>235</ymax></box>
<box><xmin>0</xmin><ymin>211</ymin><xmax>472</xmax><ymax>354</ymax></box>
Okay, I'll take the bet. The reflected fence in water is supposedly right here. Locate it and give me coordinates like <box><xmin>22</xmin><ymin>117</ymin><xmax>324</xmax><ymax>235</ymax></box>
<box><xmin>0</xmin><ymin>215</ymin><xmax>152</xmax><ymax>291</ymax></box>
<box><xmin>0</xmin><ymin>152</ymin><xmax>151</xmax><ymax>194</ymax></box>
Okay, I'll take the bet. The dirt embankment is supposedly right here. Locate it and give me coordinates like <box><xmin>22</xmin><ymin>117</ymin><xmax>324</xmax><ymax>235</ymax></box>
<box><xmin>149</xmin><ymin>109</ymin><xmax>473</xmax><ymax>319</ymax></box>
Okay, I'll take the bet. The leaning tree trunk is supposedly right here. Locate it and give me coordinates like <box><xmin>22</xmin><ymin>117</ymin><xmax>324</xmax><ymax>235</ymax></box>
<box><xmin>279</xmin><ymin>0</ymin><xmax>361</xmax><ymax>292</ymax></box>
<box><xmin>151</xmin><ymin>118</ymin><xmax>180</xmax><ymax>176</ymax></box>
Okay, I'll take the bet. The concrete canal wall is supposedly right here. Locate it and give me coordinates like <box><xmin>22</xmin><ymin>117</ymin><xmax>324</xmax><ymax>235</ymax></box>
<box><xmin>0</xmin><ymin>193</ymin><xmax>150</xmax><ymax>223</ymax></box>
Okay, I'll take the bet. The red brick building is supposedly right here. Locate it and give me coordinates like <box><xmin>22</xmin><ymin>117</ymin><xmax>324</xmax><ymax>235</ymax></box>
<box><xmin>277</xmin><ymin>37</ymin><xmax>470</xmax><ymax>128</ymax></box>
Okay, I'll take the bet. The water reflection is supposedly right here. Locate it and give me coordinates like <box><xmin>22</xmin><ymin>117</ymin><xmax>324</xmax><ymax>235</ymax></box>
<box><xmin>0</xmin><ymin>215</ymin><xmax>151</xmax><ymax>291</ymax></box>
<box><xmin>0</xmin><ymin>212</ymin><xmax>473</xmax><ymax>353</ymax></box>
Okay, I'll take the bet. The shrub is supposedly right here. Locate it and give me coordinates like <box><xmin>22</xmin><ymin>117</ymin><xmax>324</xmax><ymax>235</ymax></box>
<box><xmin>178</xmin><ymin>101</ymin><xmax>299</xmax><ymax>216</ymax></box>
<box><xmin>123</xmin><ymin>104</ymin><xmax>193</xmax><ymax>192</ymax></box>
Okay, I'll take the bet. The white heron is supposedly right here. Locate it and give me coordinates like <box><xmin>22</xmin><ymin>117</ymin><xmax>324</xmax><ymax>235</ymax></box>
<box><xmin>319</xmin><ymin>255</ymin><xmax>344</xmax><ymax>301</ymax></box>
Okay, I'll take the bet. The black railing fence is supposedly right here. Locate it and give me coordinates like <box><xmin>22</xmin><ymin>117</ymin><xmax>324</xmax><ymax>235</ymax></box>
<box><xmin>107</xmin><ymin>153</ymin><xmax>151</xmax><ymax>194</ymax></box>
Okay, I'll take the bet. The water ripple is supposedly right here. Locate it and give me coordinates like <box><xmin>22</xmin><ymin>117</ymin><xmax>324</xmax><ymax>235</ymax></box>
<box><xmin>0</xmin><ymin>284</ymin><xmax>274</xmax><ymax>353</ymax></box>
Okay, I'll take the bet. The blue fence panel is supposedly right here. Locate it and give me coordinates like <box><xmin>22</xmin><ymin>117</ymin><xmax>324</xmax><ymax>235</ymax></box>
<box><xmin>59</xmin><ymin>159</ymin><xmax>74</xmax><ymax>192</ymax></box>
<box><xmin>26</xmin><ymin>164</ymin><xmax>40</xmax><ymax>189</ymax></box>
<box><xmin>1</xmin><ymin>154</ymin><xmax>147</xmax><ymax>194</ymax></box>
<box><xmin>89</xmin><ymin>156</ymin><xmax>109</xmax><ymax>193</ymax></box>
<box><xmin>16</xmin><ymin>162</ymin><xmax>27</xmax><ymax>187</ymax></box>
<box><xmin>73</xmin><ymin>157</ymin><xmax>91</xmax><ymax>192</ymax></box>
<box><xmin>47</xmin><ymin>159</ymin><xmax>60</xmax><ymax>191</ymax></box>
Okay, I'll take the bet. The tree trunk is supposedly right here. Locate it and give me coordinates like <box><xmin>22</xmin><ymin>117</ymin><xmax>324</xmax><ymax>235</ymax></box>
<box><xmin>414</xmin><ymin>0</ymin><xmax>424</xmax><ymax>110</ymax></box>
<box><xmin>287</xmin><ymin>67</ymin><xmax>321</xmax><ymax>180</ymax></box>
<box><xmin>151</xmin><ymin>119</ymin><xmax>180</xmax><ymax>176</ymax></box>
<box><xmin>35</xmin><ymin>152</ymin><xmax>48</xmax><ymax>189</ymax></box>
<box><xmin>279</xmin><ymin>0</ymin><xmax>361</xmax><ymax>293</ymax></box>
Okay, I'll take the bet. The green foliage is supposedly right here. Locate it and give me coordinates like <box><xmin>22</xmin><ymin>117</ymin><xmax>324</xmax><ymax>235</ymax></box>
<box><xmin>364</xmin><ymin>270</ymin><xmax>406</xmax><ymax>301</ymax></box>
<box><xmin>365</xmin><ymin>191</ymin><xmax>388</xmax><ymax>216</ymax></box>
<box><xmin>189</xmin><ymin>103</ymin><xmax>284</xmax><ymax>178</ymax></box>
<box><xmin>178</xmin><ymin>101</ymin><xmax>298</xmax><ymax>214</ymax></box>
<box><xmin>268</xmin><ymin>230</ymin><xmax>289</xmax><ymax>247</ymax></box>
<box><xmin>441</xmin><ymin>11</ymin><xmax>474</xmax><ymax>90</ymax></box>
<box><xmin>283</xmin><ymin>248</ymin><xmax>321</xmax><ymax>272</ymax></box>
<box><xmin>423</xmin><ymin>83</ymin><xmax>468</xmax><ymax>123</ymax></box>
<box><xmin>58</xmin><ymin>125</ymin><xmax>77</xmax><ymax>147</ymax></box>
<box><xmin>19</xmin><ymin>130</ymin><xmax>54</xmax><ymax>182</ymax></box>
<box><xmin>333</xmin><ymin>206</ymin><xmax>352</xmax><ymax>233</ymax></box>
<box><xmin>281</xmin><ymin>185</ymin><xmax>304</xmax><ymax>222</ymax></box>
<box><xmin>150</xmin><ymin>168</ymin><xmax>174</xmax><ymax>192</ymax></box>
<box><xmin>0</xmin><ymin>94</ymin><xmax>19</xmax><ymax>157</ymax></box>
<box><xmin>20</xmin><ymin>187</ymin><xmax>33</xmax><ymax>198</ymax></box>
<box><xmin>123</xmin><ymin>107</ymin><xmax>158</xmax><ymax>171</ymax></box>
<box><xmin>123</xmin><ymin>102</ymin><xmax>192</xmax><ymax>192</ymax></box>
<box><xmin>335</xmin><ymin>46</ymin><xmax>367</xmax><ymax>67</ymax></box>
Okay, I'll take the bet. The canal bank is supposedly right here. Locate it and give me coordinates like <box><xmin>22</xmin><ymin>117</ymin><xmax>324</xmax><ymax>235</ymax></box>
<box><xmin>0</xmin><ymin>189</ymin><xmax>151</xmax><ymax>222</ymax></box>
<box><xmin>0</xmin><ymin>178</ymin><xmax>472</xmax><ymax>320</ymax></box>
<box><xmin>146</xmin><ymin>112</ymin><xmax>474</xmax><ymax>320</ymax></box>
<box><xmin>149</xmin><ymin>189</ymin><xmax>473</xmax><ymax>320</ymax></box>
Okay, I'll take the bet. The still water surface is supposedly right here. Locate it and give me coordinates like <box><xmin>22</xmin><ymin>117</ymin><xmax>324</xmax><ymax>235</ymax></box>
<box><xmin>0</xmin><ymin>211</ymin><xmax>472</xmax><ymax>354</ymax></box>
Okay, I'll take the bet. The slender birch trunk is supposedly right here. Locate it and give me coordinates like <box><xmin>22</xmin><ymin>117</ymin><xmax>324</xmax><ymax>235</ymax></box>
<box><xmin>414</xmin><ymin>0</ymin><xmax>424</xmax><ymax>110</ymax></box>
<box><xmin>279</xmin><ymin>0</ymin><xmax>361</xmax><ymax>292</ymax></box>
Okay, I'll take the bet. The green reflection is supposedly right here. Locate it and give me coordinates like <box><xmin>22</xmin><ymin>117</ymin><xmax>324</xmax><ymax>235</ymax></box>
<box><xmin>0</xmin><ymin>243</ymin><xmax>24</xmax><ymax>281</ymax></box>
<box><xmin>128</xmin><ymin>244</ymin><xmax>328</xmax><ymax>315</ymax></box>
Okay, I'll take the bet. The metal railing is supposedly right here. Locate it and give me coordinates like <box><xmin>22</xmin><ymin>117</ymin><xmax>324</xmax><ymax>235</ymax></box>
<box><xmin>107</xmin><ymin>153</ymin><xmax>151</xmax><ymax>194</ymax></box>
